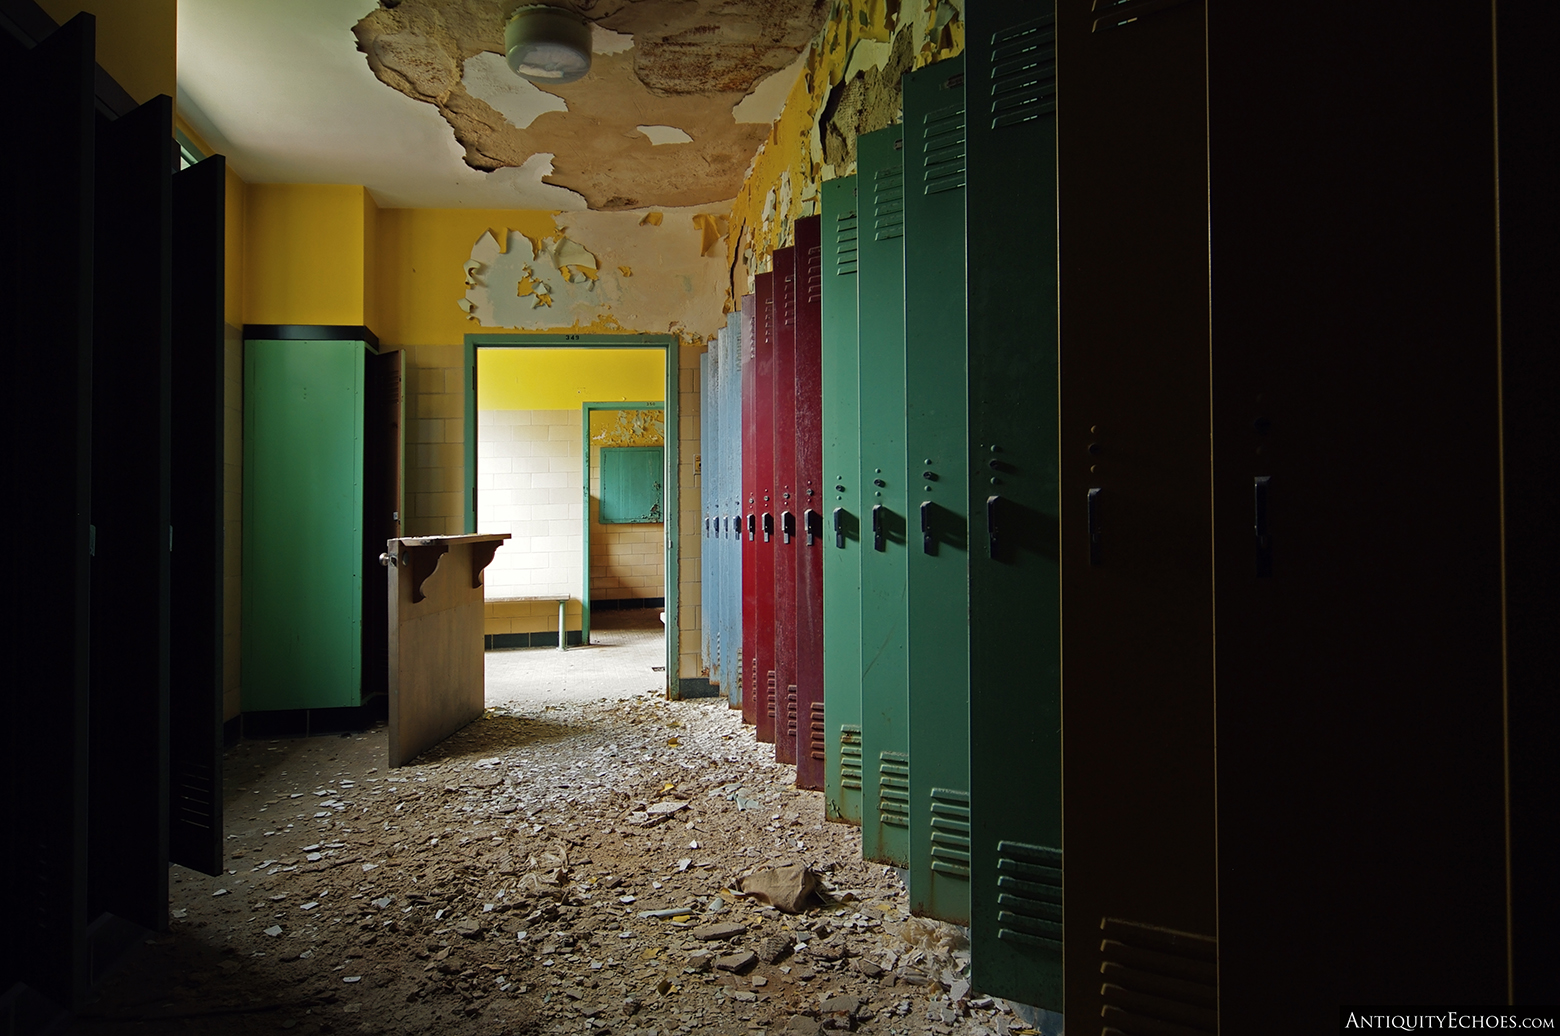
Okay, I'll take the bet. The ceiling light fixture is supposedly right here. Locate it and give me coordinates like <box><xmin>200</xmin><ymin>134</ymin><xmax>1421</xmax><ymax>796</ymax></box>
<box><xmin>505</xmin><ymin>5</ymin><xmax>592</xmax><ymax>85</ymax></box>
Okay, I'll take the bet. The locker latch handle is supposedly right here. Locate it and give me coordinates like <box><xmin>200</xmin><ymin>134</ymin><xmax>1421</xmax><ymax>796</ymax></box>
<box><xmin>986</xmin><ymin>495</ymin><xmax>1002</xmax><ymax>559</ymax></box>
<box><xmin>781</xmin><ymin>510</ymin><xmax>795</xmax><ymax>544</ymax></box>
<box><xmin>704</xmin><ymin>517</ymin><xmax>710</xmax><ymax>536</ymax></box>
<box><xmin>805</xmin><ymin>508</ymin><xmax>822</xmax><ymax>546</ymax></box>
<box><xmin>832</xmin><ymin>507</ymin><xmax>846</xmax><ymax>549</ymax></box>
<box><xmin>762</xmin><ymin>512</ymin><xmax>774</xmax><ymax>542</ymax></box>
<box><xmin>1254</xmin><ymin>476</ymin><xmax>1272</xmax><ymax>577</ymax></box>
<box><xmin>920</xmin><ymin>501</ymin><xmax>935</xmax><ymax>555</ymax></box>
<box><xmin>871</xmin><ymin>505</ymin><xmax>885</xmax><ymax>552</ymax></box>
<box><xmin>747</xmin><ymin>513</ymin><xmax>756</xmax><ymax>541</ymax></box>
<box><xmin>1087</xmin><ymin>487</ymin><xmax>1103</xmax><ymax>566</ymax></box>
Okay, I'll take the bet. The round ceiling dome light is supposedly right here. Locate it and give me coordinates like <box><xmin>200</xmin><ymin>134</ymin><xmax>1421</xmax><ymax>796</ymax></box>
<box><xmin>505</xmin><ymin>5</ymin><xmax>592</xmax><ymax>84</ymax></box>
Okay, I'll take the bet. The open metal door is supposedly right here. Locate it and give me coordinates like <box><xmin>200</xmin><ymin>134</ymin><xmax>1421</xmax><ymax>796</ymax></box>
<box><xmin>792</xmin><ymin>217</ymin><xmax>826</xmax><ymax>790</ymax></box>
<box><xmin>965</xmin><ymin>5</ymin><xmax>1062</xmax><ymax>1009</ymax></box>
<box><xmin>855</xmin><ymin>126</ymin><xmax>910</xmax><ymax>868</ymax></box>
<box><xmin>902</xmin><ymin>57</ymin><xmax>971</xmax><ymax>926</ymax></box>
<box><xmin>1058</xmin><ymin>0</ymin><xmax>1218</xmax><ymax>1029</ymax></box>
<box><xmin>820</xmin><ymin>177</ymin><xmax>863</xmax><ymax>823</ymax></box>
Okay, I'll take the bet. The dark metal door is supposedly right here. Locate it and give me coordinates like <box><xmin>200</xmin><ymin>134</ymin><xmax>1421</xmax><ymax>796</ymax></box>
<box><xmin>965</xmin><ymin>6</ymin><xmax>1062</xmax><ymax>1009</ymax></box>
<box><xmin>820</xmin><ymin>177</ymin><xmax>863</xmax><ymax>824</ymax></box>
<box><xmin>902</xmin><ymin>57</ymin><xmax>971</xmax><ymax>927</ymax></box>
<box><xmin>772</xmin><ymin>247</ymin><xmax>799</xmax><ymax>763</ymax></box>
<box><xmin>856</xmin><ymin>127</ymin><xmax>910</xmax><ymax>868</ymax></box>
<box><xmin>792</xmin><ymin>217</ymin><xmax>826</xmax><ymax>790</ymax></box>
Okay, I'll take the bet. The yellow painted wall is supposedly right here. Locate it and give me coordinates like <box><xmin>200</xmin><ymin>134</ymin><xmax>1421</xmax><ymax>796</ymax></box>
<box><xmin>38</xmin><ymin>0</ymin><xmax>175</xmax><ymax>106</ymax></box>
<box><xmin>476</xmin><ymin>348</ymin><xmax>664</xmax><ymax>411</ymax></box>
<box><xmin>363</xmin><ymin>189</ymin><xmax>382</xmax><ymax>335</ymax></box>
<box><xmin>243</xmin><ymin>184</ymin><xmax>367</xmax><ymax>327</ymax></box>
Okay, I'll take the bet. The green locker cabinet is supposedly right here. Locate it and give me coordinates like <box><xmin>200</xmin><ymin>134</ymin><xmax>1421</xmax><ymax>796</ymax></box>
<box><xmin>856</xmin><ymin>127</ymin><xmax>910</xmax><ymax>868</ymax></box>
<box><xmin>243</xmin><ymin>338</ymin><xmax>367</xmax><ymax>712</ymax></box>
<box><xmin>903</xmin><ymin>57</ymin><xmax>971</xmax><ymax>926</ymax></box>
<box><xmin>966</xmin><ymin>6</ymin><xmax>1063</xmax><ymax>1010</ymax></box>
<box><xmin>820</xmin><ymin>176</ymin><xmax>863</xmax><ymax>825</ymax></box>
<box><xmin>1057</xmin><ymin>0</ymin><xmax>1219</xmax><ymax>1028</ymax></box>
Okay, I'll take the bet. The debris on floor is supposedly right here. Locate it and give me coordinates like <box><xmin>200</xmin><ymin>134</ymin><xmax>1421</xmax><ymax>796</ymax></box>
<box><xmin>63</xmin><ymin>679</ymin><xmax>1040</xmax><ymax>1036</ymax></box>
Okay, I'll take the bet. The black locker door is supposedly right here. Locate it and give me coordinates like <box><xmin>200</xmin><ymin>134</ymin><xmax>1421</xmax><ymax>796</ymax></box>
<box><xmin>1056</xmin><ymin>1</ymin><xmax>1218</xmax><ymax>1029</ymax></box>
<box><xmin>170</xmin><ymin>153</ymin><xmax>228</xmax><ymax>877</ymax></box>
<box><xmin>89</xmin><ymin>91</ymin><xmax>174</xmax><ymax>933</ymax></box>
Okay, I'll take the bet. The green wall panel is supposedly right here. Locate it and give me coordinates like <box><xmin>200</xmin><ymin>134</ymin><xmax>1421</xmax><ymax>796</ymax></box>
<box><xmin>242</xmin><ymin>339</ymin><xmax>366</xmax><ymax>711</ymax></box>
<box><xmin>821</xmin><ymin>176</ymin><xmax>862</xmax><ymax>824</ymax></box>
<box><xmin>856</xmin><ymin>127</ymin><xmax>910</xmax><ymax>868</ymax></box>
<box><xmin>903</xmin><ymin>56</ymin><xmax>971</xmax><ymax>926</ymax></box>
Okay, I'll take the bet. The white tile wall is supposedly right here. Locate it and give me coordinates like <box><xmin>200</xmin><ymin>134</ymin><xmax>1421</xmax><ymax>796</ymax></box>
<box><xmin>478</xmin><ymin>409</ymin><xmax>583</xmax><ymax>599</ymax></box>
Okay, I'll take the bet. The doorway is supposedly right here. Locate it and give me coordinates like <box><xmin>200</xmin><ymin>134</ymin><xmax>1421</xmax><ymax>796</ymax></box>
<box><xmin>463</xmin><ymin>334</ymin><xmax>681</xmax><ymax>696</ymax></box>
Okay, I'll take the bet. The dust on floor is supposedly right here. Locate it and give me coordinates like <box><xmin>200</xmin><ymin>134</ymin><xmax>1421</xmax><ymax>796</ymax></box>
<box><xmin>64</xmin><ymin>667</ymin><xmax>1037</xmax><ymax>1036</ymax></box>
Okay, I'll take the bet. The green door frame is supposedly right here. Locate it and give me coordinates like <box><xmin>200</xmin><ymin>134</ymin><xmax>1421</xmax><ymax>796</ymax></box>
<box><xmin>464</xmin><ymin>334</ymin><xmax>679</xmax><ymax>697</ymax></box>
<box><xmin>581</xmin><ymin>401</ymin><xmax>665</xmax><ymax>645</ymax></box>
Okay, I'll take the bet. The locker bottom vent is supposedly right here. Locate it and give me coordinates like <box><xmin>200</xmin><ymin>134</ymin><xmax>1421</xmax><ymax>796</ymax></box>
<box><xmin>879</xmin><ymin>751</ymin><xmax>910</xmax><ymax>827</ymax></box>
<box><xmin>786</xmin><ymin>685</ymin><xmax>798</xmax><ymax>740</ymax></box>
<box><xmin>809</xmin><ymin>702</ymin><xmax>827</xmax><ymax>761</ymax></box>
<box><xmin>1099</xmin><ymin>917</ymin><xmax>1218</xmax><ymax>1036</ymax></box>
<box><xmin>929</xmin><ymin>787</ymin><xmax>971</xmax><ymax>879</ymax></box>
<box><xmin>995</xmin><ymin>840</ymin><xmax>1061</xmax><ymax>950</ymax></box>
<box><xmin>840</xmin><ymin>726</ymin><xmax>863</xmax><ymax>790</ymax></box>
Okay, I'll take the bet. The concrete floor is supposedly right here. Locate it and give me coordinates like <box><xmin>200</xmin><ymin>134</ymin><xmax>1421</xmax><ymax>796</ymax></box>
<box><xmin>485</xmin><ymin>609</ymin><xmax>666</xmax><ymax>709</ymax></box>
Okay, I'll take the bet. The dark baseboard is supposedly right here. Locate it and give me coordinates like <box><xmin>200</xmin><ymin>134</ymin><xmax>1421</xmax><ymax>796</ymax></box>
<box><xmin>485</xmin><ymin>630</ymin><xmax>585</xmax><ymax>650</ymax></box>
<box><xmin>590</xmin><ymin>597</ymin><xmax>664</xmax><ymax>612</ymax></box>
<box><xmin>222</xmin><ymin>715</ymin><xmax>242</xmax><ymax>748</ymax></box>
<box><xmin>239</xmin><ymin>694</ymin><xmax>388</xmax><ymax>739</ymax></box>
<box><xmin>678</xmin><ymin>677</ymin><xmax>718</xmax><ymax>699</ymax></box>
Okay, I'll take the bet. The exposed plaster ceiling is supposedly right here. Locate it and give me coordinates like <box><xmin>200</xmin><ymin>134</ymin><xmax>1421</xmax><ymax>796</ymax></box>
<box><xmin>176</xmin><ymin>0</ymin><xmax>825</xmax><ymax>211</ymax></box>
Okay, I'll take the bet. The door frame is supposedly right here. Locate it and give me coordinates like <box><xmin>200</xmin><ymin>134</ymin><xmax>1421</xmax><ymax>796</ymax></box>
<box><xmin>463</xmin><ymin>334</ymin><xmax>680</xmax><ymax>697</ymax></box>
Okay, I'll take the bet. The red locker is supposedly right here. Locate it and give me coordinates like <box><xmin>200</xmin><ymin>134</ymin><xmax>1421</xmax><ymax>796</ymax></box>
<box><xmin>740</xmin><ymin>293</ymin><xmax>758</xmax><ymax>727</ymax></box>
<box><xmin>792</xmin><ymin>217</ymin><xmax>825</xmax><ymax>789</ymax></box>
<box><xmin>751</xmin><ymin>272</ymin><xmax>777</xmax><ymax>743</ymax></box>
<box><xmin>772</xmin><ymin>247</ymin><xmax>799</xmax><ymax>764</ymax></box>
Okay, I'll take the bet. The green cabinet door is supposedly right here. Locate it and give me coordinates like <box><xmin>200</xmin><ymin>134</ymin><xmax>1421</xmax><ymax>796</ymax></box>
<box><xmin>903</xmin><ymin>56</ymin><xmax>972</xmax><ymax>926</ymax></box>
<box><xmin>856</xmin><ymin>127</ymin><xmax>910</xmax><ymax>868</ymax></box>
<box><xmin>966</xmin><ymin>6</ymin><xmax>1063</xmax><ymax>1011</ymax></box>
<box><xmin>242</xmin><ymin>339</ymin><xmax>366</xmax><ymax>711</ymax></box>
<box><xmin>821</xmin><ymin>176</ymin><xmax>862</xmax><ymax>824</ymax></box>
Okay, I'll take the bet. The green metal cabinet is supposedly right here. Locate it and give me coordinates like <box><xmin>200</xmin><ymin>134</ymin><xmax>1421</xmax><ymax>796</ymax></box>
<box><xmin>600</xmin><ymin>446</ymin><xmax>664</xmax><ymax>523</ymax></box>
<box><xmin>821</xmin><ymin>176</ymin><xmax>862</xmax><ymax>824</ymax></box>
<box><xmin>902</xmin><ymin>56</ymin><xmax>971</xmax><ymax>926</ymax></box>
<box><xmin>965</xmin><ymin>6</ymin><xmax>1063</xmax><ymax>1011</ymax></box>
<box><xmin>242</xmin><ymin>338</ymin><xmax>367</xmax><ymax>711</ymax></box>
<box><xmin>855</xmin><ymin>128</ymin><xmax>910</xmax><ymax>868</ymax></box>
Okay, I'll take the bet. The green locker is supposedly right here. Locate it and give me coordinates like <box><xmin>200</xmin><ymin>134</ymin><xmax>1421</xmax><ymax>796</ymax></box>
<box><xmin>855</xmin><ymin>127</ymin><xmax>910</xmax><ymax>868</ymax></box>
<box><xmin>966</xmin><ymin>6</ymin><xmax>1063</xmax><ymax>1010</ymax></box>
<box><xmin>820</xmin><ymin>176</ymin><xmax>863</xmax><ymax>825</ymax></box>
<box><xmin>243</xmin><ymin>338</ymin><xmax>367</xmax><ymax>711</ymax></box>
<box><xmin>902</xmin><ymin>57</ymin><xmax>971</xmax><ymax>925</ymax></box>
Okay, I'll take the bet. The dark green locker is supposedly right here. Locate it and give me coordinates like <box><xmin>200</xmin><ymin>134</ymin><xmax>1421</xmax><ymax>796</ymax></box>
<box><xmin>1057</xmin><ymin>0</ymin><xmax>1219</xmax><ymax>1029</ymax></box>
<box><xmin>902</xmin><ymin>56</ymin><xmax>971</xmax><ymax>925</ymax></box>
<box><xmin>965</xmin><ymin>6</ymin><xmax>1063</xmax><ymax>1010</ymax></box>
<box><xmin>855</xmin><ymin>127</ymin><xmax>910</xmax><ymax>868</ymax></box>
<box><xmin>243</xmin><ymin>338</ymin><xmax>368</xmax><ymax>712</ymax></box>
<box><xmin>820</xmin><ymin>176</ymin><xmax>863</xmax><ymax>825</ymax></box>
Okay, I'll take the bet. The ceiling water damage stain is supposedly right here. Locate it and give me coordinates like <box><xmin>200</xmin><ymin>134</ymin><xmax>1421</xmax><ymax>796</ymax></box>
<box><xmin>353</xmin><ymin>0</ymin><xmax>828</xmax><ymax>210</ymax></box>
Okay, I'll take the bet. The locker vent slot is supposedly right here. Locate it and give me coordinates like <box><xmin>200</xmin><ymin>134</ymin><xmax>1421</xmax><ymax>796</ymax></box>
<box><xmin>928</xmin><ymin>787</ymin><xmax>972</xmax><ymax>879</ymax></box>
<box><xmin>1099</xmin><ymin>917</ymin><xmax>1218</xmax><ymax>1035</ymax></box>
<box><xmin>990</xmin><ymin>15</ymin><xmax>1056</xmax><ymax>130</ymax></box>
<box><xmin>786</xmin><ymin>684</ymin><xmax>798</xmax><ymax>739</ymax></box>
<box><xmin>781</xmin><ymin>272</ymin><xmax>796</xmax><ymax>327</ymax></box>
<box><xmin>995</xmin><ymin>840</ymin><xmax>1062</xmax><ymax>950</ymax></box>
<box><xmin>766</xmin><ymin>671</ymin><xmax>777</xmax><ymax>720</ymax></box>
<box><xmin>806</xmin><ymin>245</ymin><xmax>823</xmax><ymax>304</ymax></box>
<box><xmin>1091</xmin><ymin>0</ymin><xmax>1194</xmax><ymax>33</ymax></box>
<box><xmin>809</xmin><ymin>702</ymin><xmax>827</xmax><ymax>761</ymax></box>
<box><xmin>879</xmin><ymin>751</ymin><xmax>910</xmax><ymax>827</ymax></box>
<box><xmin>840</xmin><ymin>725</ymin><xmax>863</xmax><ymax>790</ymax></box>
<box><xmin>173</xmin><ymin>759</ymin><xmax>216</xmax><ymax>831</ymax></box>
<box><xmin>922</xmin><ymin>107</ymin><xmax>967</xmax><ymax>196</ymax></box>
<box><xmin>873</xmin><ymin>167</ymin><xmax>905</xmax><ymax>242</ymax></box>
<box><xmin>835</xmin><ymin>211</ymin><xmax>859</xmax><ymax>275</ymax></box>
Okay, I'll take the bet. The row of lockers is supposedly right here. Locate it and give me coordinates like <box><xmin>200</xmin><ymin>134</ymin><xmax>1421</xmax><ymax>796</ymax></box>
<box><xmin>700</xmin><ymin>0</ymin><xmax>1557</xmax><ymax>1025</ymax></box>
